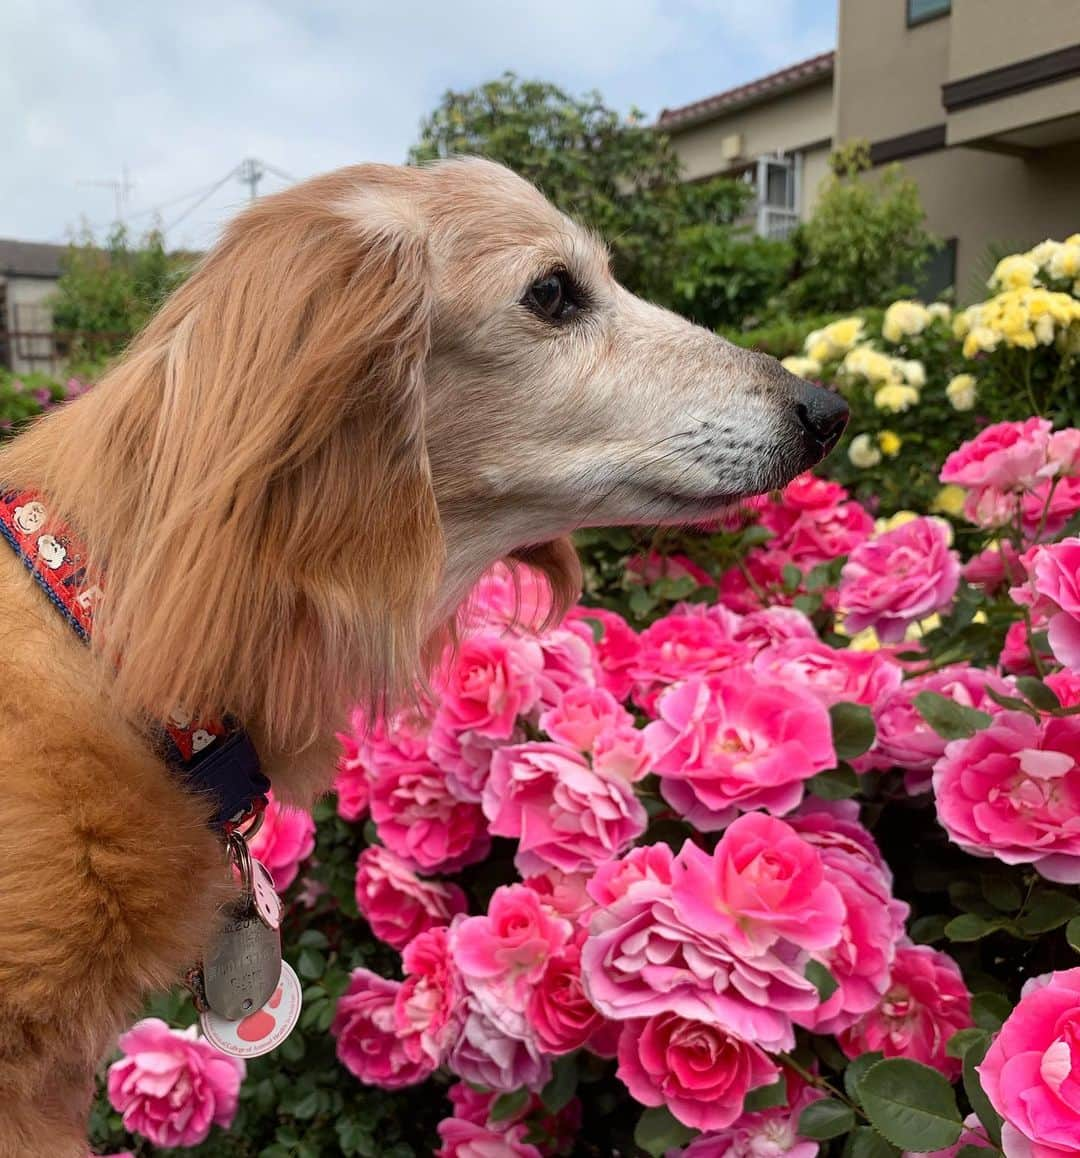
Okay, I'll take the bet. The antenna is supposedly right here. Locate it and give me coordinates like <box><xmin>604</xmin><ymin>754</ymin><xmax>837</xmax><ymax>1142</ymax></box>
<box><xmin>237</xmin><ymin>158</ymin><xmax>266</xmax><ymax>202</ymax></box>
<box><xmin>78</xmin><ymin>163</ymin><xmax>135</xmax><ymax>224</ymax></box>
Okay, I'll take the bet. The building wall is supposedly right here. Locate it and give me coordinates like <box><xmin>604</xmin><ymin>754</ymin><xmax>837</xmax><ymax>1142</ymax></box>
<box><xmin>1</xmin><ymin>275</ymin><xmax>58</xmax><ymax>375</ymax></box>
<box><xmin>668</xmin><ymin>77</ymin><xmax>834</xmax><ymax>184</ymax></box>
<box><xmin>948</xmin><ymin>0</ymin><xmax>1080</xmax><ymax>78</ymax></box>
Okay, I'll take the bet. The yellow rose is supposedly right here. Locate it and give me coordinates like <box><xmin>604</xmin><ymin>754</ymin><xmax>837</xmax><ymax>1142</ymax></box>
<box><xmin>963</xmin><ymin>326</ymin><xmax>1000</xmax><ymax>359</ymax></box>
<box><xmin>1050</xmin><ymin>243</ymin><xmax>1080</xmax><ymax>281</ymax></box>
<box><xmin>877</xmin><ymin>430</ymin><xmax>902</xmax><ymax>457</ymax></box>
<box><xmin>807</xmin><ymin>338</ymin><xmax>833</xmax><ymax>364</ymax></box>
<box><xmin>990</xmin><ymin>254</ymin><xmax>1039</xmax><ymax>291</ymax></box>
<box><xmin>875</xmin><ymin>509</ymin><xmax>918</xmax><ymax>535</ymax></box>
<box><xmin>882</xmin><ymin>300</ymin><xmax>931</xmax><ymax>344</ymax></box>
<box><xmin>848</xmin><ymin>432</ymin><xmax>882</xmax><ymax>469</ymax></box>
<box><xmin>928</xmin><ymin>302</ymin><xmax>952</xmax><ymax>321</ymax></box>
<box><xmin>945</xmin><ymin>373</ymin><xmax>977</xmax><ymax>411</ymax></box>
<box><xmin>901</xmin><ymin>360</ymin><xmax>926</xmax><ymax>388</ymax></box>
<box><xmin>833</xmin><ymin>618</ymin><xmax>881</xmax><ymax>651</ymax></box>
<box><xmin>822</xmin><ymin>317</ymin><xmax>865</xmax><ymax>352</ymax></box>
<box><xmin>874</xmin><ymin>383</ymin><xmax>920</xmax><ymax>413</ymax></box>
<box><xmin>931</xmin><ymin>484</ymin><xmax>967</xmax><ymax>517</ymax></box>
<box><xmin>781</xmin><ymin>355</ymin><xmax>823</xmax><ymax>380</ymax></box>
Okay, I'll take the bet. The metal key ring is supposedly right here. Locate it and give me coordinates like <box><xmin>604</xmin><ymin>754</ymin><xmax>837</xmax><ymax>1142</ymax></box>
<box><xmin>226</xmin><ymin>831</ymin><xmax>253</xmax><ymax>896</ymax></box>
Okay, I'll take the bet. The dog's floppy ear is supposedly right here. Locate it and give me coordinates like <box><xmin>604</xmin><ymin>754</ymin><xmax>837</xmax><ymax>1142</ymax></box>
<box><xmin>39</xmin><ymin>168</ymin><xmax>443</xmax><ymax>750</ymax></box>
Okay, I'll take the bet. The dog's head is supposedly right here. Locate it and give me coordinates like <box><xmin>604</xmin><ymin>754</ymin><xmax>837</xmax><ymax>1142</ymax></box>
<box><xmin>10</xmin><ymin>158</ymin><xmax>844</xmax><ymax>752</ymax></box>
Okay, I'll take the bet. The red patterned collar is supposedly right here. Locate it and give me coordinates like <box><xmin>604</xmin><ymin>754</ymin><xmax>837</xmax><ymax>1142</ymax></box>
<box><xmin>0</xmin><ymin>487</ymin><xmax>268</xmax><ymax>830</ymax></box>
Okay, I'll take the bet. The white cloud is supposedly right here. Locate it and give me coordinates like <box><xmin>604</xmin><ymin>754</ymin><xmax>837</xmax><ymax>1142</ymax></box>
<box><xmin>0</xmin><ymin>0</ymin><xmax>834</xmax><ymax>249</ymax></box>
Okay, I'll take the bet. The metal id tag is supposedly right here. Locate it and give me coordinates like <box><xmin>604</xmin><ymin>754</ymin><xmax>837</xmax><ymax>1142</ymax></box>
<box><xmin>202</xmin><ymin>898</ymin><xmax>283</xmax><ymax>1021</ymax></box>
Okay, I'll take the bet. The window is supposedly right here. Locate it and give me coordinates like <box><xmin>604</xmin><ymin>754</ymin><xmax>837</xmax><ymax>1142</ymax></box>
<box><xmin>907</xmin><ymin>0</ymin><xmax>950</xmax><ymax>26</ymax></box>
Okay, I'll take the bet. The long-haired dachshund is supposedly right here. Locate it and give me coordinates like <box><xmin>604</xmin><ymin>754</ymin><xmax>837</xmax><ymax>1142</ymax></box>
<box><xmin>0</xmin><ymin>157</ymin><xmax>846</xmax><ymax>1155</ymax></box>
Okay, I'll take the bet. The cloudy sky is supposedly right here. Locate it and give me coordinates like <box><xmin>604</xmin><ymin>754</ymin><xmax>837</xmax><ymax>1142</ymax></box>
<box><xmin>2</xmin><ymin>0</ymin><xmax>835</xmax><ymax>250</ymax></box>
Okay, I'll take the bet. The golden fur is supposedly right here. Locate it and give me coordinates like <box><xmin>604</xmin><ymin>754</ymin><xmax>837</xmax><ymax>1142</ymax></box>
<box><xmin>0</xmin><ymin>157</ymin><xmax>837</xmax><ymax>1154</ymax></box>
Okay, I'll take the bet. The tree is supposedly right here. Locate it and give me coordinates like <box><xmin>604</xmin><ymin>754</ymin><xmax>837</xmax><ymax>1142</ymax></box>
<box><xmin>778</xmin><ymin>141</ymin><xmax>938</xmax><ymax>314</ymax></box>
<box><xmin>410</xmin><ymin>73</ymin><xmax>789</xmax><ymax>327</ymax></box>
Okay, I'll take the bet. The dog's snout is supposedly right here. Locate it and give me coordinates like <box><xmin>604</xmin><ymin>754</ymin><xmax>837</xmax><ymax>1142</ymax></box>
<box><xmin>793</xmin><ymin>380</ymin><xmax>849</xmax><ymax>454</ymax></box>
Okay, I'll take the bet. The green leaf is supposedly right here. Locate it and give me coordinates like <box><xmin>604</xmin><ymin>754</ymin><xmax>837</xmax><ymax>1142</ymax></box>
<box><xmin>962</xmin><ymin>1035</ymin><xmax>1003</xmax><ymax>1147</ymax></box>
<box><xmin>859</xmin><ymin>1059</ymin><xmax>963</xmax><ymax>1152</ymax></box>
<box><xmin>783</xmin><ymin>563</ymin><xmax>802</xmax><ymax>593</ymax></box>
<box><xmin>793</xmin><ymin>593</ymin><xmax>823</xmax><ymax>616</ymax></box>
<box><xmin>296</xmin><ymin>947</ymin><xmax>326</xmax><ymax>980</ymax></box>
<box><xmin>1066</xmin><ymin>915</ymin><xmax>1080</xmax><ymax>953</ymax></box>
<box><xmin>797</xmin><ymin>1098</ymin><xmax>855</xmax><ymax>1140</ymax></box>
<box><xmin>743</xmin><ymin>1078</ymin><xmax>788</xmax><ymax>1113</ymax></box>
<box><xmin>944</xmin><ymin>913</ymin><xmax>1004</xmax><ymax>942</ymax></box>
<box><xmin>808</xmin><ymin>765</ymin><xmax>861</xmax><ymax>800</ymax></box>
<box><xmin>806</xmin><ymin>959</ymin><xmax>840</xmax><ymax>1002</ymax></box>
<box><xmin>490</xmin><ymin>1088</ymin><xmax>531</xmax><ymax>1123</ymax></box>
<box><xmin>982</xmin><ymin>684</ymin><xmax>1040</xmax><ymax>717</ymax></box>
<box><xmin>829</xmin><ymin>702</ymin><xmax>877</xmax><ymax>760</ymax></box>
<box><xmin>945</xmin><ymin>1027</ymin><xmax>989</xmax><ymax>1060</ymax></box>
<box><xmin>1018</xmin><ymin>889</ymin><xmax>1080</xmax><ymax>934</ymax></box>
<box><xmin>844</xmin><ymin>1127</ymin><xmax>901</xmax><ymax>1158</ymax></box>
<box><xmin>540</xmin><ymin>1055</ymin><xmax>578</xmax><ymax>1115</ymax></box>
<box><xmin>634</xmin><ymin>1105</ymin><xmax>695</xmax><ymax>1157</ymax></box>
<box><xmin>1016</xmin><ymin>676</ymin><xmax>1061</xmax><ymax>711</ymax></box>
<box><xmin>844</xmin><ymin>1051</ymin><xmax>885</xmax><ymax>1106</ymax></box>
<box><xmin>289</xmin><ymin>1090</ymin><xmax>322</xmax><ymax>1120</ymax></box>
<box><xmin>979</xmin><ymin>874</ymin><xmax>1023</xmax><ymax>912</ymax></box>
<box><xmin>972</xmin><ymin>992</ymin><xmax>1013</xmax><ymax>1033</ymax></box>
<box><xmin>913</xmin><ymin>692</ymin><xmax>992</xmax><ymax>740</ymax></box>
<box><xmin>909</xmin><ymin>914</ymin><xmax>949</xmax><ymax>944</ymax></box>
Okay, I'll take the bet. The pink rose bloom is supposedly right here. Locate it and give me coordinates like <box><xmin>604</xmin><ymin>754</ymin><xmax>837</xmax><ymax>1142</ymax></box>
<box><xmin>783</xmin><ymin>501</ymin><xmax>875</xmax><ymax>569</ymax></box>
<box><xmin>436</xmin><ymin>1118</ymin><xmax>542</xmax><ymax>1158</ymax></box>
<box><xmin>463</xmin><ymin>561</ymin><xmax>555</xmax><ymax>633</ymax></box>
<box><xmin>672</xmin><ymin>1069</ymin><xmax>823</xmax><ymax>1158</ymax></box>
<box><xmin>426</xmin><ymin>720</ymin><xmax>509</xmax><ymax>803</ymax></box>
<box><xmin>839</xmin><ymin>945</ymin><xmax>973</xmax><ymax>1078</ymax></box>
<box><xmin>963</xmin><ymin>543</ymin><xmax>1023</xmax><ymax>593</ymax></box>
<box><xmin>369</xmin><ymin>759</ymin><xmax>490</xmax><ymax>873</ymax></box>
<box><xmin>354</xmin><ymin>846</ymin><xmax>466</xmax><ymax>951</ymax></box>
<box><xmin>395</xmin><ymin>926</ymin><xmax>464</xmax><ymax>1065</ymax></box>
<box><xmin>717</xmin><ymin>549</ymin><xmax>791</xmax><ymax>614</ymax></box>
<box><xmin>644</xmin><ymin>673</ymin><xmax>835</xmax><ymax>830</ymax></box>
<box><xmin>529</xmin><ymin>939</ymin><xmax>611</xmax><ymax>1055</ymax></box>
<box><xmin>334</xmin><ymin>721</ymin><xmax>372</xmax><ymax>822</ymax></box>
<box><xmin>838</xmin><ymin>517</ymin><xmax>960</xmax><ymax>643</ymax></box>
<box><xmin>940</xmin><ymin>417</ymin><xmax>1053</xmax><ymax>493</ymax></box>
<box><xmin>631</xmin><ymin>606</ymin><xmax>753</xmax><ymax>712</ymax></box>
<box><xmin>1022</xmin><ymin>476</ymin><xmax>1080</xmax><ymax>540</ymax></box>
<box><xmin>332</xmin><ymin>969</ymin><xmax>435</xmax><ymax>1089</ymax></box>
<box><xmin>933</xmin><ymin>711</ymin><xmax>1080</xmax><ymax>882</ymax></box>
<box><xmin>758</xmin><ymin>472</ymin><xmax>850</xmax><ymax>542</ymax></box>
<box><xmin>435</xmin><ymin>633</ymin><xmax>544</xmax><ymax>740</ymax></box>
<box><xmin>787</xmin><ymin>801</ymin><xmax>909</xmax><ymax>1035</ymax></box>
<box><xmin>1001</xmin><ymin>615</ymin><xmax>1055</xmax><ymax>676</ymax></box>
<box><xmin>565</xmin><ymin>605</ymin><xmax>641</xmax><ymax>701</ymax></box>
<box><xmin>246</xmin><ymin>791</ymin><xmax>315</xmax><ymax>891</ymax></box>
<box><xmin>591</xmin><ymin>722</ymin><xmax>651</xmax><ymax>784</ymax></box>
<box><xmin>980</xmin><ymin>966</ymin><xmax>1080</xmax><ymax>1158</ymax></box>
<box><xmin>1021</xmin><ymin>539</ymin><xmax>1080</xmax><ymax>668</ymax></box>
<box><xmin>616</xmin><ymin>1013</ymin><xmax>779</xmax><ymax>1131</ymax></box>
<box><xmin>753</xmin><ymin>638</ymin><xmax>902</xmax><ymax>708</ymax></box>
<box><xmin>535</xmin><ymin>626</ymin><xmax>601</xmax><ymax>710</ymax></box>
<box><xmin>451</xmin><ymin>884</ymin><xmax>572</xmax><ymax>1013</ymax></box>
<box><xmin>672</xmin><ymin>813</ymin><xmax>845</xmax><ymax>956</ymax></box>
<box><xmin>626</xmin><ymin>550</ymin><xmax>714</xmax><ymax>588</ymax></box>
<box><xmin>539</xmin><ymin>686</ymin><xmax>634</xmax><ymax>752</ymax></box>
<box><xmin>523</xmin><ymin>869</ymin><xmax>595</xmax><ymax>924</ymax></box>
<box><xmin>483</xmin><ymin>742</ymin><xmax>647</xmax><ymax>875</ymax></box>
<box><xmin>1048</xmin><ymin>670</ymin><xmax>1080</xmax><ymax>707</ymax></box>
<box><xmin>586</xmin><ymin>842</ymin><xmax>675</xmax><ymax>907</ymax></box>
<box><xmin>732</xmin><ymin>606</ymin><xmax>818</xmax><ymax>653</ymax></box>
<box><xmin>869</xmin><ymin>665</ymin><xmax>1012</xmax><ymax>792</ymax></box>
<box><xmin>447</xmin><ymin>998</ymin><xmax>551</xmax><ymax>1092</ymax></box>
<box><xmin>106</xmin><ymin>1019</ymin><xmax>244</xmax><ymax>1148</ymax></box>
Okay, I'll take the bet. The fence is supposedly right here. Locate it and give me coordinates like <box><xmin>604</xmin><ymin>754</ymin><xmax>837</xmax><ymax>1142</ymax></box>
<box><xmin>0</xmin><ymin>329</ymin><xmax>127</xmax><ymax>378</ymax></box>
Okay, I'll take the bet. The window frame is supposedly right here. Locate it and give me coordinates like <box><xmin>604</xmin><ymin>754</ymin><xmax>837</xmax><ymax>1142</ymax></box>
<box><xmin>906</xmin><ymin>0</ymin><xmax>951</xmax><ymax>28</ymax></box>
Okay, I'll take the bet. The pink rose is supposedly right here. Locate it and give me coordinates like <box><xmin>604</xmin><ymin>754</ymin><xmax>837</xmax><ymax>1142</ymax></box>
<box><xmin>732</xmin><ymin>606</ymin><xmax>818</xmax><ymax>653</ymax></box>
<box><xmin>1001</xmin><ymin>615</ymin><xmax>1055</xmax><ymax>676</ymax></box>
<box><xmin>838</xmin><ymin>517</ymin><xmax>960</xmax><ymax>643</ymax></box>
<box><xmin>451</xmin><ymin>884</ymin><xmax>572</xmax><ymax>1016</ymax></box>
<box><xmin>436</xmin><ymin>1118</ymin><xmax>542</xmax><ymax>1158</ymax></box>
<box><xmin>334</xmin><ymin>725</ymin><xmax>371</xmax><ymax>821</ymax></box>
<box><xmin>1021</xmin><ymin>539</ymin><xmax>1080</xmax><ymax>668</ymax></box>
<box><xmin>483</xmin><ymin>742</ymin><xmax>647</xmax><ymax>875</ymax></box>
<box><xmin>434</xmin><ymin>633</ymin><xmax>544</xmax><ymax>739</ymax></box>
<box><xmin>246</xmin><ymin>791</ymin><xmax>315</xmax><ymax>891</ymax></box>
<box><xmin>616</xmin><ymin>1013</ymin><xmax>778</xmax><ymax>1131</ymax></box>
<box><xmin>782</xmin><ymin>500</ymin><xmax>875</xmax><ymax>568</ymax></box>
<box><xmin>933</xmin><ymin>711</ymin><xmax>1080</xmax><ymax>882</ymax></box>
<box><xmin>586</xmin><ymin>842</ymin><xmax>674</xmax><ymax>908</ymax></box>
<box><xmin>626</xmin><ymin>550</ymin><xmax>714</xmax><ymax>588</ymax></box>
<box><xmin>426</xmin><ymin>720</ymin><xmax>508</xmax><ymax>803</ymax></box>
<box><xmin>940</xmin><ymin>418</ymin><xmax>1053</xmax><ymax>494</ymax></box>
<box><xmin>106</xmin><ymin>1019</ymin><xmax>244</xmax><ymax>1148</ymax></box>
<box><xmin>838</xmin><ymin>945</ymin><xmax>973</xmax><ymax>1078</ymax></box>
<box><xmin>644</xmin><ymin>673</ymin><xmax>835</xmax><ymax>830</ymax></box>
<box><xmin>463</xmin><ymin>561</ymin><xmax>555</xmax><ymax>633</ymax></box>
<box><xmin>539</xmin><ymin>686</ymin><xmax>634</xmax><ymax>752</ymax></box>
<box><xmin>395</xmin><ymin>926</ymin><xmax>464</xmax><ymax>1065</ymax></box>
<box><xmin>631</xmin><ymin>606</ymin><xmax>753</xmax><ymax>712</ymax></box>
<box><xmin>752</xmin><ymin>638</ymin><xmax>902</xmax><ymax>708</ymax></box>
<box><xmin>1047</xmin><ymin>670</ymin><xmax>1080</xmax><ymax>707</ymax></box>
<box><xmin>591</xmin><ymin>723</ymin><xmax>651</xmax><ymax>784</ymax></box>
<box><xmin>354</xmin><ymin>846</ymin><xmax>466</xmax><ymax>951</ymax></box>
<box><xmin>980</xmin><ymin>966</ymin><xmax>1080</xmax><ymax>1157</ymax></box>
<box><xmin>869</xmin><ymin>665</ymin><xmax>1012</xmax><ymax>792</ymax></box>
<box><xmin>565</xmin><ymin>606</ymin><xmax>641</xmax><ymax>701</ymax></box>
<box><xmin>1022</xmin><ymin>476</ymin><xmax>1080</xmax><ymax>540</ymax></box>
<box><xmin>963</xmin><ymin>543</ymin><xmax>1024</xmax><ymax>593</ymax></box>
<box><xmin>523</xmin><ymin>869</ymin><xmax>595</xmax><ymax>924</ymax></box>
<box><xmin>529</xmin><ymin>938</ymin><xmax>611</xmax><ymax>1055</ymax></box>
<box><xmin>535</xmin><ymin>626</ymin><xmax>601</xmax><ymax>710</ymax></box>
<box><xmin>787</xmin><ymin>801</ymin><xmax>909</xmax><ymax>1034</ymax></box>
<box><xmin>369</xmin><ymin>759</ymin><xmax>490</xmax><ymax>873</ymax></box>
<box><xmin>447</xmin><ymin>998</ymin><xmax>552</xmax><ymax>1092</ymax></box>
<box><xmin>332</xmin><ymin>969</ymin><xmax>435</xmax><ymax>1089</ymax></box>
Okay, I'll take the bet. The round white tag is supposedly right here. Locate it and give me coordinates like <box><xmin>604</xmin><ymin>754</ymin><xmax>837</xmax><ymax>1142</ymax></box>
<box><xmin>199</xmin><ymin>961</ymin><xmax>302</xmax><ymax>1058</ymax></box>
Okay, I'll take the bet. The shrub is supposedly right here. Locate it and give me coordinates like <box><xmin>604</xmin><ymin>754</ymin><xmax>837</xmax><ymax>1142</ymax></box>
<box><xmin>0</xmin><ymin>369</ymin><xmax>87</xmax><ymax>435</ymax></box>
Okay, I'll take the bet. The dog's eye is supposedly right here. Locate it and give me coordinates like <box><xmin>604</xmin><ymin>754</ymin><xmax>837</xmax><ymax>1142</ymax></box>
<box><xmin>523</xmin><ymin>271</ymin><xmax>581</xmax><ymax>323</ymax></box>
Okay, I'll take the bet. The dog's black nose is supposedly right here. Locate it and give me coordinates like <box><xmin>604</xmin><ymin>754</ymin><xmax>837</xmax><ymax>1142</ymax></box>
<box><xmin>794</xmin><ymin>381</ymin><xmax>849</xmax><ymax>453</ymax></box>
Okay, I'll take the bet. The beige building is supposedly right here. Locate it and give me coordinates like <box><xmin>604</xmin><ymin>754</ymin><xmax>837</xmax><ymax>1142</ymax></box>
<box><xmin>660</xmin><ymin>0</ymin><xmax>1080</xmax><ymax>296</ymax></box>
<box><xmin>0</xmin><ymin>240</ymin><xmax>65</xmax><ymax>376</ymax></box>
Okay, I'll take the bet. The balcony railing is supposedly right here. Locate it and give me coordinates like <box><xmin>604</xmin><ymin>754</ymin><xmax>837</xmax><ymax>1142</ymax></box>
<box><xmin>756</xmin><ymin>205</ymin><xmax>800</xmax><ymax>241</ymax></box>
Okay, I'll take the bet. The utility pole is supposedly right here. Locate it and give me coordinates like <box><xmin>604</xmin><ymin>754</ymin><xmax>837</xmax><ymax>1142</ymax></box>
<box><xmin>237</xmin><ymin>158</ymin><xmax>266</xmax><ymax>202</ymax></box>
<box><xmin>79</xmin><ymin>163</ymin><xmax>135</xmax><ymax>224</ymax></box>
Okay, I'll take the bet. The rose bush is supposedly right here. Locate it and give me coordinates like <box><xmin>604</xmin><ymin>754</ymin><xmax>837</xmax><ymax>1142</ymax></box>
<box><xmin>88</xmin><ymin>236</ymin><xmax>1080</xmax><ymax>1158</ymax></box>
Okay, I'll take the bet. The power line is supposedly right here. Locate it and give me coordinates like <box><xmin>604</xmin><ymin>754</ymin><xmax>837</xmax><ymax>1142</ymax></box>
<box><xmin>162</xmin><ymin>166</ymin><xmax>243</xmax><ymax>234</ymax></box>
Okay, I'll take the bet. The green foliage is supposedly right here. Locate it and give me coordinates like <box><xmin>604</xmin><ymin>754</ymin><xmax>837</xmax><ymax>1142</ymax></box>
<box><xmin>777</xmin><ymin>142</ymin><xmax>936</xmax><ymax>316</ymax></box>
<box><xmin>0</xmin><ymin>368</ymin><xmax>81</xmax><ymax>436</ymax></box>
<box><xmin>858</xmin><ymin>1059</ymin><xmax>963</xmax><ymax>1152</ymax></box>
<box><xmin>410</xmin><ymin>72</ymin><xmax>787</xmax><ymax>327</ymax></box>
<box><xmin>720</xmin><ymin>312</ymin><xmax>864</xmax><ymax>359</ymax></box>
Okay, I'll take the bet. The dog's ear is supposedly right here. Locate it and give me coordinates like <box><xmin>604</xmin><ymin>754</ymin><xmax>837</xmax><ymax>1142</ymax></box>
<box><xmin>63</xmin><ymin>169</ymin><xmax>443</xmax><ymax>749</ymax></box>
<box><xmin>510</xmin><ymin>538</ymin><xmax>582</xmax><ymax>628</ymax></box>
